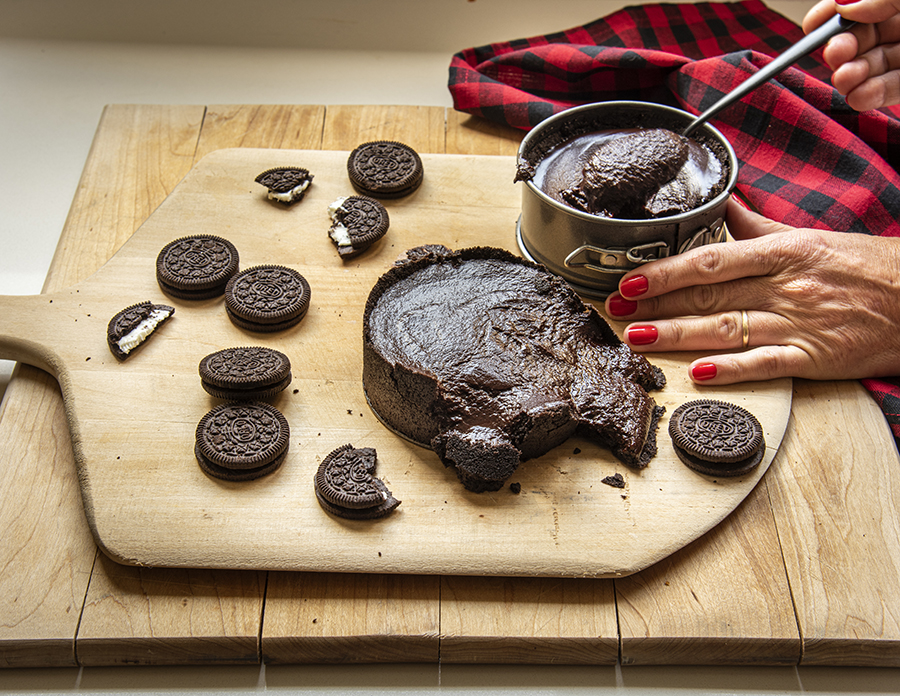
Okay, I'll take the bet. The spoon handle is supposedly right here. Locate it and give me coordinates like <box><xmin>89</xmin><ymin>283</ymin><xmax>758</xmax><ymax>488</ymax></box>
<box><xmin>682</xmin><ymin>14</ymin><xmax>857</xmax><ymax>136</ymax></box>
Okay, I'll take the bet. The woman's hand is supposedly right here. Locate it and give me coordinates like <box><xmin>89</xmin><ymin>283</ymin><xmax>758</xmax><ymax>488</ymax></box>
<box><xmin>804</xmin><ymin>0</ymin><xmax>900</xmax><ymax>110</ymax></box>
<box><xmin>605</xmin><ymin>198</ymin><xmax>900</xmax><ymax>384</ymax></box>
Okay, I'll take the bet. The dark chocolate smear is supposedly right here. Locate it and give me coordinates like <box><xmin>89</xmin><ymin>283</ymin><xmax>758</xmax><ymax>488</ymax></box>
<box><xmin>561</xmin><ymin>129</ymin><xmax>688</xmax><ymax>218</ymax></box>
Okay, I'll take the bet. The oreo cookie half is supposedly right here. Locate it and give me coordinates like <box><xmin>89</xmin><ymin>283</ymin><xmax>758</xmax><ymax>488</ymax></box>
<box><xmin>347</xmin><ymin>141</ymin><xmax>423</xmax><ymax>199</ymax></box>
<box><xmin>199</xmin><ymin>346</ymin><xmax>292</xmax><ymax>401</ymax></box>
<box><xmin>224</xmin><ymin>265</ymin><xmax>311</xmax><ymax>332</ymax></box>
<box><xmin>107</xmin><ymin>301</ymin><xmax>174</xmax><ymax>361</ymax></box>
<box><xmin>668</xmin><ymin>399</ymin><xmax>765</xmax><ymax>477</ymax></box>
<box><xmin>195</xmin><ymin>401</ymin><xmax>289</xmax><ymax>481</ymax></box>
<box><xmin>314</xmin><ymin>443</ymin><xmax>400</xmax><ymax>519</ymax></box>
<box><xmin>327</xmin><ymin>195</ymin><xmax>390</xmax><ymax>259</ymax></box>
<box><xmin>156</xmin><ymin>235</ymin><xmax>240</xmax><ymax>300</ymax></box>
<box><xmin>255</xmin><ymin>166</ymin><xmax>314</xmax><ymax>205</ymax></box>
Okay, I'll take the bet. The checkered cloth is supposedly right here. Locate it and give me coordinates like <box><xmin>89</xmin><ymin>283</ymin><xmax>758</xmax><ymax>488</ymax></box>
<box><xmin>448</xmin><ymin>0</ymin><xmax>900</xmax><ymax>444</ymax></box>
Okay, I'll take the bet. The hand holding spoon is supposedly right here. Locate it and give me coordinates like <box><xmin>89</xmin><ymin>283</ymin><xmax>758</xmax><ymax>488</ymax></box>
<box><xmin>682</xmin><ymin>14</ymin><xmax>857</xmax><ymax>136</ymax></box>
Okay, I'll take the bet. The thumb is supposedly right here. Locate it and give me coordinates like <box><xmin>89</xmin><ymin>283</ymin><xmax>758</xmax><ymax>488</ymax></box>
<box><xmin>725</xmin><ymin>197</ymin><xmax>793</xmax><ymax>240</ymax></box>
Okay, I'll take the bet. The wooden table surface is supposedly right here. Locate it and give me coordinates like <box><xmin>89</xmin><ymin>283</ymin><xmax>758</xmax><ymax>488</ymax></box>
<box><xmin>1</xmin><ymin>104</ymin><xmax>899</xmax><ymax>669</ymax></box>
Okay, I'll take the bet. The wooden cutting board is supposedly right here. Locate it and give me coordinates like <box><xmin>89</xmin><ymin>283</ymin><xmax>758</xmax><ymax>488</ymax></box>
<box><xmin>0</xmin><ymin>148</ymin><xmax>791</xmax><ymax>577</ymax></box>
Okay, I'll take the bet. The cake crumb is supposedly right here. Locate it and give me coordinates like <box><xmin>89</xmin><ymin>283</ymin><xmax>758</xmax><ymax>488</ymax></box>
<box><xmin>509</xmin><ymin>482</ymin><xmax>521</xmax><ymax>494</ymax></box>
<box><xmin>602</xmin><ymin>473</ymin><xmax>625</xmax><ymax>488</ymax></box>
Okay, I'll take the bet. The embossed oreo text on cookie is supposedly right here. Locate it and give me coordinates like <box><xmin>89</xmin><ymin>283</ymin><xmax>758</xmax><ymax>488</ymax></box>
<box><xmin>199</xmin><ymin>346</ymin><xmax>292</xmax><ymax>400</ymax></box>
<box><xmin>255</xmin><ymin>166</ymin><xmax>313</xmax><ymax>205</ymax></box>
<box><xmin>328</xmin><ymin>195</ymin><xmax>390</xmax><ymax>259</ymax></box>
<box><xmin>195</xmin><ymin>402</ymin><xmax>290</xmax><ymax>481</ymax></box>
<box><xmin>668</xmin><ymin>399</ymin><xmax>765</xmax><ymax>478</ymax></box>
<box><xmin>314</xmin><ymin>443</ymin><xmax>400</xmax><ymax>519</ymax></box>
<box><xmin>224</xmin><ymin>265</ymin><xmax>311</xmax><ymax>332</ymax></box>
<box><xmin>156</xmin><ymin>234</ymin><xmax>239</xmax><ymax>300</ymax></box>
<box><xmin>347</xmin><ymin>141</ymin><xmax>423</xmax><ymax>199</ymax></box>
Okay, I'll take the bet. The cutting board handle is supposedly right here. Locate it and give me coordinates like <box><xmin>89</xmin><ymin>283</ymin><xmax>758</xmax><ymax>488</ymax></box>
<box><xmin>0</xmin><ymin>293</ymin><xmax>70</xmax><ymax>377</ymax></box>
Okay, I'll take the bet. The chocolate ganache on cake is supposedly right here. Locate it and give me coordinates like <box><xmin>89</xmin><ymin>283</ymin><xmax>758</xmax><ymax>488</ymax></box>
<box><xmin>362</xmin><ymin>246</ymin><xmax>666</xmax><ymax>493</ymax></box>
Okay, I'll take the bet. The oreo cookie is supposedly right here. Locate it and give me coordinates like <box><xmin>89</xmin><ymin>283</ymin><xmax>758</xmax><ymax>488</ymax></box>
<box><xmin>195</xmin><ymin>402</ymin><xmax>289</xmax><ymax>481</ymax></box>
<box><xmin>347</xmin><ymin>141</ymin><xmax>423</xmax><ymax>199</ymax></box>
<box><xmin>224</xmin><ymin>265</ymin><xmax>311</xmax><ymax>332</ymax></box>
<box><xmin>668</xmin><ymin>399</ymin><xmax>765</xmax><ymax>477</ymax></box>
<box><xmin>327</xmin><ymin>195</ymin><xmax>390</xmax><ymax>259</ymax></box>
<box><xmin>255</xmin><ymin>166</ymin><xmax>313</xmax><ymax>205</ymax></box>
<box><xmin>156</xmin><ymin>235</ymin><xmax>240</xmax><ymax>300</ymax></box>
<box><xmin>107</xmin><ymin>301</ymin><xmax>174</xmax><ymax>361</ymax></box>
<box><xmin>199</xmin><ymin>346</ymin><xmax>292</xmax><ymax>401</ymax></box>
<box><xmin>314</xmin><ymin>444</ymin><xmax>400</xmax><ymax>519</ymax></box>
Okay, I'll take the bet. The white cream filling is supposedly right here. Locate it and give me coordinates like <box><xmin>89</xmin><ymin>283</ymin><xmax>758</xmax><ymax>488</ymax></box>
<box><xmin>329</xmin><ymin>223</ymin><xmax>353</xmax><ymax>247</ymax></box>
<box><xmin>117</xmin><ymin>307</ymin><xmax>172</xmax><ymax>354</ymax></box>
<box><xmin>327</xmin><ymin>197</ymin><xmax>353</xmax><ymax>247</ymax></box>
<box><xmin>327</xmin><ymin>196</ymin><xmax>348</xmax><ymax>217</ymax></box>
<box><xmin>268</xmin><ymin>179</ymin><xmax>310</xmax><ymax>202</ymax></box>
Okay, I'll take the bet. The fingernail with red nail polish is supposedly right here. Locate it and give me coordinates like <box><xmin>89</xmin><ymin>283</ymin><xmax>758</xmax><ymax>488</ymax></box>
<box><xmin>620</xmin><ymin>275</ymin><xmax>648</xmax><ymax>298</ymax></box>
<box><xmin>626</xmin><ymin>325</ymin><xmax>658</xmax><ymax>346</ymax></box>
<box><xmin>608</xmin><ymin>295</ymin><xmax>638</xmax><ymax>317</ymax></box>
<box><xmin>691</xmin><ymin>362</ymin><xmax>718</xmax><ymax>381</ymax></box>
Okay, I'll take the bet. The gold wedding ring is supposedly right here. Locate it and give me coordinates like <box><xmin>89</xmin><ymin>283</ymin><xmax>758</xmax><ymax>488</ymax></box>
<box><xmin>741</xmin><ymin>310</ymin><xmax>750</xmax><ymax>349</ymax></box>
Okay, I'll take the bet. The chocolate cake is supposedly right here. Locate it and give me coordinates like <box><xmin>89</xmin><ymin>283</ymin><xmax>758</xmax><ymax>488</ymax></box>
<box><xmin>362</xmin><ymin>246</ymin><xmax>666</xmax><ymax>492</ymax></box>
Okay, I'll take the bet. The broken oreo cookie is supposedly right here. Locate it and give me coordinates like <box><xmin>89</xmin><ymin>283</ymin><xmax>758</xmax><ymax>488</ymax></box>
<box><xmin>347</xmin><ymin>140</ymin><xmax>423</xmax><ymax>199</ymax></box>
<box><xmin>255</xmin><ymin>166</ymin><xmax>313</xmax><ymax>205</ymax></box>
<box><xmin>327</xmin><ymin>195</ymin><xmax>390</xmax><ymax>259</ymax></box>
<box><xmin>199</xmin><ymin>346</ymin><xmax>292</xmax><ymax>401</ymax></box>
<box><xmin>224</xmin><ymin>265</ymin><xmax>311</xmax><ymax>332</ymax></box>
<box><xmin>195</xmin><ymin>401</ymin><xmax>290</xmax><ymax>481</ymax></box>
<box><xmin>314</xmin><ymin>443</ymin><xmax>400</xmax><ymax>519</ymax></box>
<box><xmin>668</xmin><ymin>399</ymin><xmax>765</xmax><ymax>478</ymax></box>
<box><xmin>107</xmin><ymin>301</ymin><xmax>174</xmax><ymax>361</ymax></box>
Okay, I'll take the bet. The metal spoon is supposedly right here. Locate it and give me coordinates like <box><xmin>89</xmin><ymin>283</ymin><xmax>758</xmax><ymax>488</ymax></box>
<box><xmin>682</xmin><ymin>14</ymin><xmax>857</xmax><ymax>136</ymax></box>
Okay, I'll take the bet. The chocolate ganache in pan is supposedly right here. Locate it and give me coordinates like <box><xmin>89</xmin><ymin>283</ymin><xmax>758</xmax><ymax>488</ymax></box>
<box><xmin>362</xmin><ymin>246</ymin><xmax>666</xmax><ymax>493</ymax></box>
<box><xmin>533</xmin><ymin>128</ymin><xmax>724</xmax><ymax>220</ymax></box>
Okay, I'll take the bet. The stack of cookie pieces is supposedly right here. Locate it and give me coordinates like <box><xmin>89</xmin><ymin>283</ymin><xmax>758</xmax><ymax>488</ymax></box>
<box><xmin>195</xmin><ymin>346</ymin><xmax>293</xmax><ymax>482</ymax></box>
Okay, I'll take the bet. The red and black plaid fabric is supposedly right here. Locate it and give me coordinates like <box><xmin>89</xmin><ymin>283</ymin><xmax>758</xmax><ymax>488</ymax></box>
<box><xmin>448</xmin><ymin>0</ymin><xmax>900</xmax><ymax>444</ymax></box>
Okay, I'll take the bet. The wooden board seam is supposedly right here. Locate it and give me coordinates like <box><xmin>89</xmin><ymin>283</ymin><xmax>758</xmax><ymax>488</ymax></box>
<box><xmin>72</xmin><ymin>548</ymin><xmax>101</xmax><ymax>666</ymax></box>
<box><xmin>257</xmin><ymin>571</ymin><xmax>270</xmax><ymax>664</ymax></box>
<box><xmin>763</xmin><ymin>478</ymin><xmax>804</xmax><ymax>665</ymax></box>
<box><xmin>612</xmin><ymin>579</ymin><xmax>624</xmax><ymax>664</ymax></box>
